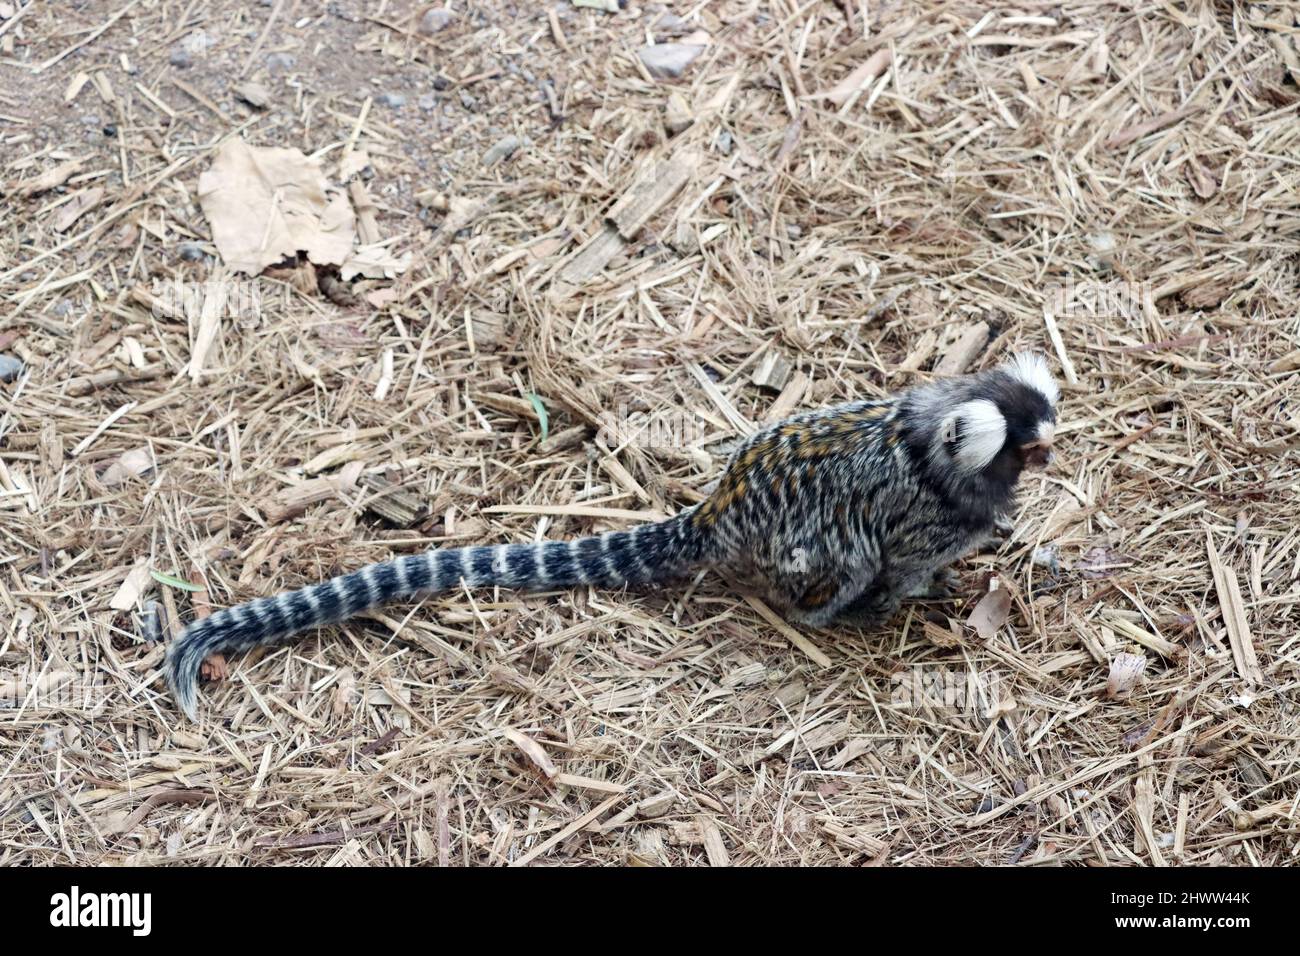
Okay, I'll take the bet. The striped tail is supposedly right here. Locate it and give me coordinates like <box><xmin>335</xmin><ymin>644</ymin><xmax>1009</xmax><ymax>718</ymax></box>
<box><xmin>164</xmin><ymin>512</ymin><xmax>706</xmax><ymax>720</ymax></box>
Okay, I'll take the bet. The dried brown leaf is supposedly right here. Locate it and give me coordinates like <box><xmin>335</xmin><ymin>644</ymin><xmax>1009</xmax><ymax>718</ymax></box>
<box><xmin>966</xmin><ymin>588</ymin><xmax>1011</xmax><ymax>641</ymax></box>
<box><xmin>197</xmin><ymin>138</ymin><xmax>355</xmax><ymax>274</ymax></box>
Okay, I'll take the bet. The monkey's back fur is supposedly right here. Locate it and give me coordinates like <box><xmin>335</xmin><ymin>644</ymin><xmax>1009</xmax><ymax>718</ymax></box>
<box><xmin>166</xmin><ymin>354</ymin><xmax>1059</xmax><ymax>719</ymax></box>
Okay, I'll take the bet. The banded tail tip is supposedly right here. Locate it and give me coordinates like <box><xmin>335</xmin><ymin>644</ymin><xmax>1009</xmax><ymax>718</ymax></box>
<box><xmin>164</xmin><ymin>635</ymin><xmax>202</xmax><ymax>722</ymax></box>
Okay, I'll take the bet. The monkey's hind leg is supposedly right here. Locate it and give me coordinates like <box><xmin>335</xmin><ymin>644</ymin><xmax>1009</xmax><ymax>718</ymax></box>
<box><xmin>831</xmin><ymin>584</ymin><xmax>904</xmax><ymax>629</ymax></box>
<box><xmin>783</xmin><ymin>575</ymin><xmax>868</xmax><ymax>629</ymax></box>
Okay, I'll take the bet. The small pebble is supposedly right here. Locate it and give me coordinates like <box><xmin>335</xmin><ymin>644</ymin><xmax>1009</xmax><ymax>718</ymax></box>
<box><xmin>0</xmin><ymin>355</ymin><xmax>25</xmax><ymax>383</ymax></box>
<box><xmin>102</xmin><ymin>123</ymin><xmax>117</xmax><ymax>138</ymax></box>
<box><xmin>664</xmin><ymin>91</ymin><xmax>693</xmax><ymax>135</ymax></box>
<box><xmin>458</xmin><ymin>89</ymin><xmax>477</xmax><ymax>111</ymax></box>
<box><xmin>637</xmin><ymin>42</ymin><xmax>705</xmax><ymax>79</ymax></box>
<box><xmin>233</xmin><ymin>80</ymin><xmax>271</xmax><ymax>109</ymax></box>
<box><xmin>418</xmin><ymin>93</ymin><xmax>438</xmax><ymax>112</ymax></box>
<box><xmin>266</xmin><ymin>52</ymin><xmax>296</xmax><ymax>72</ymax></box>
<box><xmin>168</xmin><ymin>46</ymin><xmax>192</xmax><ymax>68</ymax></box>
<box><xmin>432</xmin><ymin>75</ymin><xmax>450</xmax><ymax>91</ymax></box>
<box><xmin>51</xmin><ymin>299</ymin><xmax>72</xmax><ymax>317</ymax></box>
<box><xmin>419</xmin><ymin>8</ymin><xmax>455</xmax><ymax>33</ymax></box>
<box><xmin>177</xmin><ymin>242</ymin><xmax>206</xmax><ymax>262</ymax></box>
<box><xmin>376</xmin><ymin>91</ymin><xmax>406</xmax><ymax>108</ymax></box>
<box><xmin>482</xmin><ymin>134</ymin><xmax>522</xmax><ymax>166</ymax></box>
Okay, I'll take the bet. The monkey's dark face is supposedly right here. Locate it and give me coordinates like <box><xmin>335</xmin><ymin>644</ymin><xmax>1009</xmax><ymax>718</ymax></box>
<box><xmin>976</xmin><ymin>376</ymin><xmax>1057</xmax><ymax>487</ymax></box>
<box><xmin>999</xmin><ymin>386</ymin><xmax>1056</xmax><ymax>468</ymax></box>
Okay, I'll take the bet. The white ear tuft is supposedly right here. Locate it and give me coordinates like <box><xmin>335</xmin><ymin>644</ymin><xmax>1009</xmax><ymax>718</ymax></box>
<box><xmin>1005</xmin><ymin>352</ymin><xmax>1060</xmax><ymax>405</ymax></box>
<box><xmin>940</xmin><ymin>399</ymin><xmax>1007</xmax><ymax>473</ymax></box>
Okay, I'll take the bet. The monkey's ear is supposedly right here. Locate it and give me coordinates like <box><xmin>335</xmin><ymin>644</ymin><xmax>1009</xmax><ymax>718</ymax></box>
<box><xmin>940</xmin><ymin>399</ymin><xmax>1007</xmax><ymax>473</ymax></box>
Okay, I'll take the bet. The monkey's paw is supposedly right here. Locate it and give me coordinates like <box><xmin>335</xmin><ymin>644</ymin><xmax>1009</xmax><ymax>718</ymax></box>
<box><xmin>922</xmin><ymin>569</ymin><xmax>963</xmax><ymax>600</ymax></box>
<box><xmin>970</xmin><ymin>516</ymin><xmax>1016</xmax><ymax>554</ymax></box>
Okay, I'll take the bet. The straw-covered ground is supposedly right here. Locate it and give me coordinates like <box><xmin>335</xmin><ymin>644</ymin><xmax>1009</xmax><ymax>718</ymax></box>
<box><xmin>1</xmin><ymin>0</ymin><xmax>1298</xmax><ymax>866</ymax></box>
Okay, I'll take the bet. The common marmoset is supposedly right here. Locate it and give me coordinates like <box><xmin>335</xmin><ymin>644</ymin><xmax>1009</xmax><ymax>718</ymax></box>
<box><xmin>166</xmin><ymin>352</ymin><xmax>1059</xmax><ymax>719</ymax></box>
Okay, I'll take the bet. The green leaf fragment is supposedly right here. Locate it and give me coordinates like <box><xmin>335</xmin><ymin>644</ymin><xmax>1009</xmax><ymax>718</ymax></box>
<box><xmin>150</xmin><ymin>570</ymin><xmax>203</xmax><ymax>592</ymax></box>
<box><xmin>528</xmin><ymin>393</ymin><xmax>549</xmax><ymax>442</ymax></box>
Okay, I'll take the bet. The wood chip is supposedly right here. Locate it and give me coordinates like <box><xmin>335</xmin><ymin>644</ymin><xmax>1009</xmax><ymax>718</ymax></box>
<box><xmin>109</xmin><ymin>558</ymin><xmax>152</xmax><ymax>611</ymax></box>
<box><xmin>1206</xmin><ymin>535</ymin><xmax>1264</xmax><ymax>684</ymax></box>
<box><xmin>810</xmin><ymin>47</ymin><xmax>893</xmax><ymax>107</ymax></box>
<box><xmin>751</xmin><ymin>350</ymin><xmax>792</xmax><ymax>391</ymax></box>
<box><xmin>934</xmin><ymin>322</ymin><xmax>989</xmax><ymax>376</ymax></box>
<box><xmin>699</xmin><ymin>820</ymin><xmax>731</xmax><ymax>866</ymax></box>
<box><xmin>19</xmin><ymin>158</ymin><xmax>84</xmax><ymax>195</ymax></box>
<box><xmin>606</xmin><ymin>150</ymin><xmax>698</xmax><ymax>240</ymax></box>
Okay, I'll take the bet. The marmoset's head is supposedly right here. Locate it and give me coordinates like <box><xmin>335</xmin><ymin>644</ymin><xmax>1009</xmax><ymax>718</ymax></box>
<box><xmin>937</xmin><ymin>352</ymin><xmax>1058</xmax><ymax>476</ymax></box>
<box><xmin>902</xmin><ymin>353</ymin><xmax>1060</xmax><ymax>512</ymax></box>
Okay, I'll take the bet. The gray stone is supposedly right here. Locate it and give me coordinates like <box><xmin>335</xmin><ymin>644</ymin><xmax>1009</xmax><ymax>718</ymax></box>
<box><xmin>376</xmin><ymin>91</ymin><xmax>407</xmax><ymax>108</ymax></box>
<box><xmin>482</xmin><ymin>135</ymin><xmax>522</xmax><ymax>166</ymax></box>
<box><xmin>0</xmin><ymin>355</ymin><xmax>24</xmax><ymax>383</ymax></box>
<box><xmin>664</xmin><ymin>92</ymin><xmax>693</xmax><ymax>135</ymax></box>
<box><xmin>419</xmin><ymin>9</ymin><xmax>455</xmax><ymax>33</ymax></box>
<box><xmin>177</xmin><ymin>242</ymin><xmax>206</xmax><ymax>262</ymax></box>
<box><xmin>637</xmin><ymin>42</ymin><xmax>705</xmax><ymax>79</ymax></box>
<box><xmin>233</xmin><ymin>81</ymin><xmax>271</xmax><ymax>109</ymax></box>
<box><xmin>266</xmin><ymin>52</ymin><xmax>296</xmax><ymax>72</ymax></box>
<box><xmin>168</xmin><ymin>46</ymin><xmax>192</xmax><ymax>68</ymax></box>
